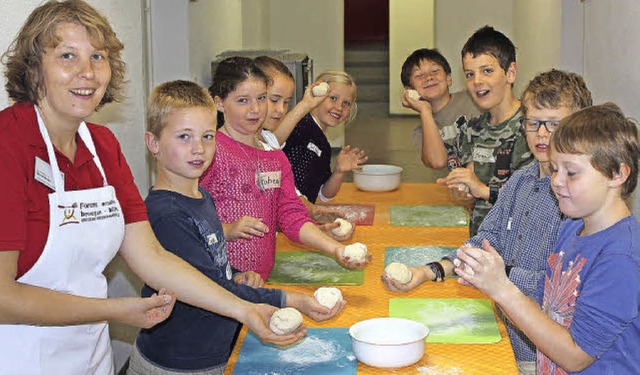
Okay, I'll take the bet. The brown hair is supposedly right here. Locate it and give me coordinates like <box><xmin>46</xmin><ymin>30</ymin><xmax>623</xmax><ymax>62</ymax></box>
<box><xmin>2</xmin><ymin>0</ymin><xmax>125</xmax><ymax>107</ymax></box>
<box><xmin>254</xmin><ymin>56</ymin><xmax>293</xmax><ymax>85</ymax></box>
<box><xmin>551</xmin><ymin>102</ymin><xmax>639</xmax><ymax>198</ymax></box>
<box><xmin>521</xmin><ymin>69</ymin><xmax>592</xmax><ymax>116</ymax></box>
<box><xmin>147</xmin><ymin>80</ymin><xmax>216</xmax><ymax>137</ymax></box>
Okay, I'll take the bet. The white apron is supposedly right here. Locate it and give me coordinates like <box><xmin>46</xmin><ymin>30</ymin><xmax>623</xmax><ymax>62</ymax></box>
<box><xmin>0</xmin><ymin>108</ymin><xmax>125</xmax><ymax>374</ymax></box>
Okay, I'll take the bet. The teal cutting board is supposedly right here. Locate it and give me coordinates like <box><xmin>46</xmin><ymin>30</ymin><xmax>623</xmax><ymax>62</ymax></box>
<box><xmin>384</xmin><ymin>246</ymin><xmax>458</xmax><ymax>278</ymax></box>
<box><xmin>268</xmin><ymin>251</ymin><xmax>364</xmax><ymax>285</ymax></box>
<box><xmin>389</xmin><ymin>298</ymin><xmax>501</xmax><ymax>344</ymax></box>
<box><xmin>384</xmin><ymin>246</ymin><xmax>457</xmax><ymax>268</ymax></box>
<box><xmin>233</xmin><ymin>328</ymin><xmax>356</xmax><ymax>375</ymax></box>
<box><xmin>390</xmin><ymin>205</ymin><xmax>469</xmax><ymax>227</ymax></box>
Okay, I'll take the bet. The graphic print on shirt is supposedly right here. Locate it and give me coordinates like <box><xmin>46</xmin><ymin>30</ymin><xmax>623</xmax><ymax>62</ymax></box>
<box><xmin>537</xmin><ymin>251</ymin><xmax>587</xmax><ymax>375</ymax></box>
<box><xmin>193</xmin><ymin>217</ymin><xmax>232</xmax><ymax>280</ymax></box>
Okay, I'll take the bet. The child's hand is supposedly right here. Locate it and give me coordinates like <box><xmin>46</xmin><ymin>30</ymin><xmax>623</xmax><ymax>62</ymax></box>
<box><xmin>316</xmin><ymin>220</ymin><xmax>355</xmax><ymax>242</ymax></box>
<box><xmin>336</xmin><ymin>145</ymin><xmax>368</xmax><ymax>173</ymax></box>
<box><xmin>455</xmin><ymin>240</ymin><xmax>511</xmax><ymax>298</ymax></box>
<box><xmin>299</xmin><ymin>82</ymin><xmax>329</xmax><ymax>111</ymax></box>
<box><xmin>334</xmin><ymin>245</ymin><xmax>372</xmax><ymax>269</ymax></box>
<box><xmin>287</xmin><ymin>292</ymin><xmax>346</xmax><ymax>322</ymax></box>
<box><xmin>381</xmin><ymin>266</ymin><xmax>429</xmax><ymax>292</ymax></box>
<box><xmin>437</xmin><ymin>167</ymin><xmax>486</xmax><ymax>201</ymax></box>
<box><xmin>224</xmin><ymin>216</ymin><xmax>268</xmax><ymax>241</ymax></box>
<box><xmin>234</xmin><ymin>271</ymin><xmax>265</xmax><ymax>288</ymax></box>
<box><xmin>401</xmin><ymin>90</ymin><xmax>433</xmax><ymax>115</ymax></box>
<box><xmin>241</xmin><ymin>303</ymin><xmax>307</xmax><ymax>346</ymax></box>
<box><xmin>309</xmin><ymin>205</ymin><xmax>345</xmax><ymax>224</ymax></box>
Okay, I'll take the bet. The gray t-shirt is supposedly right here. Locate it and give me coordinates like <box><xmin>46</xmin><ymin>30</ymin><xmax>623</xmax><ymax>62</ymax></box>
<box><xmin>411</xmin><ymin>90</ymin><xmax>481</xmax><ymax>170</ymax></box>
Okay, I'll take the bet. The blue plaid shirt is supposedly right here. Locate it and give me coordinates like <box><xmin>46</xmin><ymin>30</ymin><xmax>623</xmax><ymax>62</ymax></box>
<box><xmin>446</xmin><ymin>161</ymin><xmax>563</xmax><ymax>362</ymax></box>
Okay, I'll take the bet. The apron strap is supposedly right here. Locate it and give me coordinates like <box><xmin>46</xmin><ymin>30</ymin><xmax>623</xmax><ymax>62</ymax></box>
<box><xmin>34</xmin><ymin>105</ymin><xmax>109</xmax><ymax>191</ymax></box>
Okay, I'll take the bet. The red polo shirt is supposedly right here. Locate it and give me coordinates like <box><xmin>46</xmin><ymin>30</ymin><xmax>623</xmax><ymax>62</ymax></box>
<box><xmin>0</xmin><ymin>102</ymin><xmax>148</xmax><ymax>278</ymax></box>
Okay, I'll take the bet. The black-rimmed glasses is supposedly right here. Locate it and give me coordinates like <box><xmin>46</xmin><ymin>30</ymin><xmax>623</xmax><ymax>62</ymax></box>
<box><xmin>519</xmin><ymin>117</ymin><xmax>561</xmax><ymax>133</ymax></box>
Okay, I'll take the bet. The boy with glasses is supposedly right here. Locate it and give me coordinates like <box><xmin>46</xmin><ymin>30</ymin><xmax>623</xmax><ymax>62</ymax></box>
<box><xmin>384</xmin><ymin>69</ymin><xmax>593</xmax><ymax>375</ymax></box>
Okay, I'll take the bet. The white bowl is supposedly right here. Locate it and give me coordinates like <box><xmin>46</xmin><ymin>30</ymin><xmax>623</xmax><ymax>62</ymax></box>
<box><xmin>353</xmin><ymin>164</ymin><xmax>403</xmax><ymax>192</ymax></box>
<box><xmin>349</xmin><ymin>317</ymin><xmax>429</xmax><ymax>368</ymax></box>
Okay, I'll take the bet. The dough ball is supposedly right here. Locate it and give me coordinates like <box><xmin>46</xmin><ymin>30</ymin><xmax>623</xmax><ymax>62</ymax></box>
<box><xmin>384</xmin><ymin>262</ymin><xmax>413</xmax><ymax>284</ymax></box>
<box><xmin>269</xmin><ymin>307</ymin><xmax>303</xmax><ymax>335</ymax></box>
<box><xmin>314</xmin><ymin>287</ymin><xmax>343</xmax><ymax>309</ymax></box>
<box><xmin>343</xmin><ymin>242</ymin><xmax>368</xmax><ymax>263</ymax></box>
<box><xmin>456</xmin><ymin>183</ymin><xmax>470</xmax><ymax>194</ymax></box>
<box><xmin>331</xmin><ymin>218</ymin><xmax>353</xmax><ymax>237</ymax></box>
<box><xmin>312</xmin><ymin>82</ymin><xmax>330</xmax><ymax>97</ymax></box>
<box><xmin>406</xmin><ymin>89</ymin><xmax>421</xmax><ymax>101</ymax></box>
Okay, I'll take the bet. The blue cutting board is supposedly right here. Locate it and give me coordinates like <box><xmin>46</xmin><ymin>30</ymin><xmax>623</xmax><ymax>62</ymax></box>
<box><xmin>233</xmin><ymin>328</ymin><xmax>356</xmax><ymax>375</ymax></box>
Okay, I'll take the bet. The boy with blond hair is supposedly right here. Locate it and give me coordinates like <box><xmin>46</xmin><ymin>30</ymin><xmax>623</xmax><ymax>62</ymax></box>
<box><xmin>384</xmin><ymin>69</ymin><xmax>593</xmax><ymax>375</ymax></box>
<box><xmin>437</xmin><ymin>26</ymin><xmax>533</xmax><ymax>236</ymax></box>
<box><xmin>457</xmin><ymin>103</ymin><xmax>640</xmax><ymax>374</ymax></box>
<box><xmin>129</xmin><ymin>80</ymin><xmax>344</xmax><ymax>375</ymax></box>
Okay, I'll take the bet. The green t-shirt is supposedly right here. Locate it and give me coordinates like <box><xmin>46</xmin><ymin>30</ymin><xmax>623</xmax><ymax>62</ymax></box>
<box><xmin>458</xmin><ymin>107</ymin><xmax>533</xmax><ymax>236</ymax></box>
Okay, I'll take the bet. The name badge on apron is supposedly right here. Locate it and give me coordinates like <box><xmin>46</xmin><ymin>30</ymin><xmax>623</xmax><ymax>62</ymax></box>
<box><xmin>34</xmin><ymin>156</ymin><xmax>65</xmax><ymax>191</ymax></box>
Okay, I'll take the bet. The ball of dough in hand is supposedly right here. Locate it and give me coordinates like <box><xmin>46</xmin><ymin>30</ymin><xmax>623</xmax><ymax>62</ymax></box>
<box><xmin>456</xmin><ymin>183</ymin><xmax>470</xmax><ymax>194</ymax></box>
<box><xmin>331</xmin><ymin>218</ymin><xmax>353</xmax><ymax>237</ymax></box>
<box><xmin>269</xmin><ymin>307</ymin><xmax>303</xmax><ymax>335</ymax></box>
<box><xmin>314</xmin><ymin>287</ymin><xmax>343</xmax><ymax>309</ymax></box>
<box><xmin>384</xmin><ymin>262</ymin><xmax>413</xmax><ymax>284</ymax></box>
<box><xmin>406</xmin><ymin>89</ymin><xmax>421</xmax><ymax>101</ymax></box>
<box><xmin>343</xmin><ymin>242</ymin><xmax>368</xmax><ymax>263</ymax></box>
<box><xmin>312</xmin><ymin>82</ymin><xmax>330</xmax><ymax>97</ymax></box>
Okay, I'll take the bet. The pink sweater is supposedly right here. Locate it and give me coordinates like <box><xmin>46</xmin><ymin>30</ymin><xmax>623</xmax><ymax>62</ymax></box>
<box><xmin>199</xmin><ymin>133</ymin><xmax>312</xmax><ymax>279</ymax></box>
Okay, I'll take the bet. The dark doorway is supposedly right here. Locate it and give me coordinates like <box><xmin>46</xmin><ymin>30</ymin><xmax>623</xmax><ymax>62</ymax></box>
<box><xmin>344</xmin><ymin>0</ymin><xmax>389</xmax><ymax>45</ymax></box>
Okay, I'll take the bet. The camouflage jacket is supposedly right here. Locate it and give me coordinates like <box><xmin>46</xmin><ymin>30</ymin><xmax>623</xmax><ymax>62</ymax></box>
<box><xmin>457</xmin><ymin>107</ymin><xmax>533</xmax><ymax>236</ymax></box>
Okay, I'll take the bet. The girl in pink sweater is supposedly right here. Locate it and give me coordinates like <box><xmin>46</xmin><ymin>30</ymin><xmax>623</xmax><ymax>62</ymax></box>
<box><xmin>199</xmin><ymin>57</ymin><xmax>370</xmax><ymax>280</ymax></box>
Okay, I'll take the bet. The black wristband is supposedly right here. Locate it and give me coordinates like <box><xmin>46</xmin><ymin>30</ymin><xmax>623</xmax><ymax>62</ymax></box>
<box><xmin>426</xmin><ymin>261</ymin><xmax>445</xmax><ymax>282</ymax></box>
<box><xmin>505</xmin><ymin>265</ymin><xmax>513</xmax><ymax>277</ymax></box>
<box><xmin>488</xmin><ymin>184</ymin><xmax>499</xmax><ymax>204</ymax></box>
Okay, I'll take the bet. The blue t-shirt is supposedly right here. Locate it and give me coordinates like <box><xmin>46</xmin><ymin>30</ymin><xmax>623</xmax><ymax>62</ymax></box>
<box><xmin>537</xmin><ymin>216</ymin><xmax>640</xmax><ymax>374</ymax></box>
<box><xmin>136</xmin><ymin>188</ymin><xmax>285</xmax><ymax>371</ymax></box>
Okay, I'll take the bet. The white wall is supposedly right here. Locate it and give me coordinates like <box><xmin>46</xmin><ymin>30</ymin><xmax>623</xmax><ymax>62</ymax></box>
<box><xmin>576</xmin><ymin>0</ymin><xmax>640</xmax><ymax>215</ymax></box>
<box><xmin>388</xmin><ymin>0</ymin><xmax>435</xmax><ymax>115</ymax></box>
<box><xmin>434</xmin><ymin>0</ymin><xmax>515</xmax><ymax>94</ymax></box>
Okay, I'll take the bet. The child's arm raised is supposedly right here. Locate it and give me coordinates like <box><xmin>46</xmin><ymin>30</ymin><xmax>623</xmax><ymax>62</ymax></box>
<box><xmin>402</xmin><ymin>90</ymin><xmax>448</xmax><ymax>169</ymax></box>
<box><xmin>456</xmin><ymin>241</ymin><xmax>595</xmax><ymax>372</ymax></box>
<box><xmin>320</xmin><ymin>146</ymin><xmax>367</xmax><ymax>200</ymax></box>
<box><xmin>272</xmin><ymin>83</ymin><xmax>326</xmax><ymax>145</ymax></box>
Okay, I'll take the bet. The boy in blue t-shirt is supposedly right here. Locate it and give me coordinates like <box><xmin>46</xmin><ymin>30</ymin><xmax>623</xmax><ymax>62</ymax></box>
<box><xmin>129</xmin><ymin>80</ymin><xmax>345</xmax><ymax>375</ymax></box>
<box><xmin>457</xmin><ymin>103</ymin><xmax>640</xmax><ymax>374</ymax></box>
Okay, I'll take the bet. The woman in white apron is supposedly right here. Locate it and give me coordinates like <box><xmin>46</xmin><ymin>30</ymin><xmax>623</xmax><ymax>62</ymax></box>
<box><xmin>0</xmin><ymin>1</ymin><xmax>303</xmax><ymax>374</ymax></box>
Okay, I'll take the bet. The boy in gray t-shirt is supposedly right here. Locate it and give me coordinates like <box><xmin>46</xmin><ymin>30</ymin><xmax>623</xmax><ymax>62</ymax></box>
<box><xmin>401</xmin><ymin>48</ymin><xmax>481</xmax><ymax>171</ymax></box>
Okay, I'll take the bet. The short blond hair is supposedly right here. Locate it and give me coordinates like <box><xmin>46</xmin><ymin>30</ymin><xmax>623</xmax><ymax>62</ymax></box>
<box><xmin>2</xmin><ymin>0</ymin><xmax>125</xmax><ymax>107</ymax></box>
<box><xmin>314</xmin><ymin>70</ymin><xmax>358</xmax><ymax>124</ymax></box>
<box><xmin>147</xmin><ymin>80</ymin><xmax>216</xmax><ymax>137</ymax></box>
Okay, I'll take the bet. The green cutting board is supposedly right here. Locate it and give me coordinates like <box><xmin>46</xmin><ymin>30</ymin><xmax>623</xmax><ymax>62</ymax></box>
<box><xmin>390</xmin><ymin>205</ymin><xmax>469</xmax><ymax>227</ymax></box>
<box><xmin>389</xmin><ymin>298</ymin><xmax>501</xmax><ymax>344</ymax></box>
<box><xmin>268</xmin><ymin>251</ymin><xmax>364</xmax><ymax>285</ymax></box>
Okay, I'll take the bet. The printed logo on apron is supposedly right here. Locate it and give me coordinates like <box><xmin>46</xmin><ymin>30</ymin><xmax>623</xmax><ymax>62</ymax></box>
<box><xmin>0</xmin><ymin>106</ymin><xmax>125</xmax><ymax>375</ymax></box>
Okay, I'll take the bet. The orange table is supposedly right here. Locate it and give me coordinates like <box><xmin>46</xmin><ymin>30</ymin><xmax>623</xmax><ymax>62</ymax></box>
<box><xmin>224</xmin><ymin>183</ymin><xmax>518</xmax><ymax>375</ymax></box>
